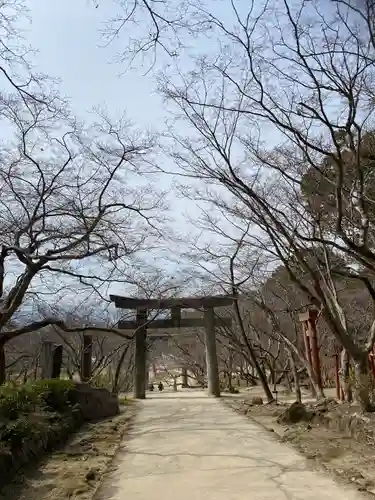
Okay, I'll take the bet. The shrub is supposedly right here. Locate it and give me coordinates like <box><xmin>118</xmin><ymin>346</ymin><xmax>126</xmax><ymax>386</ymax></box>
<box><xmin>0</xmin><ymin>385</ymin><xmax>37</xmax><ymax>420</ymax></box>
<box><xmin>31</xmin><ymin>380</ymin><xmax>75</xmax><ymax>413</ymax></box>
<box><xmin>1</xmin><ymin>418</ymin><xmax>42</xmax><ymax>451</ymax></box>
<box><xmin>0</xmin><ymin>380</ymin><xmax>76</xmax><ymax>421</ymax></box>
<box><xmin>0</xmin><ymin>380</ymin><xmax>124</xmax><ymax>490</ymax></box>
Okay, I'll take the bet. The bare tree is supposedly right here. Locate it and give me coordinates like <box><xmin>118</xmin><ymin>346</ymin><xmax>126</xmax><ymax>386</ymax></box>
<box><xmin>154</xmin><ymin>0</ymin><xmax>375</xmax><ymax>409</ymax></box>
<box><xmin>0</xmin><ymin>1</ymin><xmax>173</xmax><ymax>384</ymax></box>
<box><xmin>98</xmin><ymin>0</ymin><xmax>205</xmax><ymax>69</ymax></box>
<box><xmin>0</xmin><ymin>104</ymin><xmax>166</xmax><ymax>378</ymax></box>
<box><xmin>172</xmin><ymin>210</ymin><xmax>276</xmax><ymax>400</ymax></box>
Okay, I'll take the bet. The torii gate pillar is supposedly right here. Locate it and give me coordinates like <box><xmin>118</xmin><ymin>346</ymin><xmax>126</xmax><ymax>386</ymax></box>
<box><xmin>181</xmin><ymin>367</ymin><xmax>189</xmax><ymax>388</ymax></box>
<box><xmin>134</xmin><ymin>309</ymin><xmax>147</xmax><ymax>399</ymax></box>
<box><xmin>204</xmin><ymin>308</ymin><xmax>221</xmax><ymax>397</ymax></box>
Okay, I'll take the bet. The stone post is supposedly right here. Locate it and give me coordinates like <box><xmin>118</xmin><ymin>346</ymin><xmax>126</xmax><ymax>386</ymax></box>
<box><xmin>41</xmin><ymin>341</ymin><xmax>54</xmax><ymax>379</ymax></box>
<box><xmin>51</xmin><ymin>345</ymin><xmax>63</xmax><ymax>379</ymax></box>
<box><xmin>0</xmin><ymin>342</ymin><xmax>5</xmax><ymax>385</ymax></box>
<box><xmin>134</xmin><ymin>309</ymin><xmax>147</xmax><ymax>399</ymax></box>
<box><xmin>181</xmin><ymin>367</ymin><xmax>188</xmax><ymax>388</ymax></box>
<box><xmin>203</xmin><ymin>307</ymin><xmax>221</xmax><ymax>397</ymax></box>
<box><xmin>81</xmin><ymin>334</ymin><xmax>93</xmax><ymax>382</ymax></box>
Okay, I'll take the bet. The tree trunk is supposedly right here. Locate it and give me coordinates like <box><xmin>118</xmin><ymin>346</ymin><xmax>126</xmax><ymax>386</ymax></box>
<box><xmin>340</xmin><ymin>348</ymin><xmax>353</xmax><ymax>403</ymax></box>
<box><xmin>354</xmin><ymin>355</ymin><xmax>373</xmax><ymax>412</ymax></box>
<box><xmin>241</xmin><ymin>370</ymin><xmax>257</xmax><ymax>386</ymax></box>
<box><xmin>228</xmin><ymin>352</ymin><xmax>233</xmax><ymax>389</ymax></box>
<box><xmin>112</xmin><ymin>345</ymin><xmax>130</xmax><ymax>394</ymax></box>
<box><xmin>275</xmin><ymin>362</ymin><xmax>289</xmax><ymax>385</ymax></box>
<box><xmin>33</xmin><ymin>355</ymin><xmax>39</xmax><ymax>380</ymax></box>
<box><xmin>227</xmin><ymin>370</ymin><xmax>233</xmax><ymax>390</ymax></box>
<box><xmin>266</xmin><ymin>359</ymin><xmax>274</xmax><ymax>384</ymax></box>
<box><xmin>288</xmin><ymin>351</ymin><xmax>301</xmax><ymax>403</ymax></box>
<box><xmin>303</xmin><ymin>360</ymin><xmax>323</xmax><ymax>399</ymax></box>
<box><xmin>271</xmin><ymin>359</ymin><xmax>276</xmax><ymax>386</ymax></box>
<box><xmin>285</xmin><ymin>372</ymin><xmax>293</xmax><ymax>391</ymax></box>
<box><xmin>232</xmin><ymin>299</ymin><xmax>274</xmax><ymax>402</ymax></box>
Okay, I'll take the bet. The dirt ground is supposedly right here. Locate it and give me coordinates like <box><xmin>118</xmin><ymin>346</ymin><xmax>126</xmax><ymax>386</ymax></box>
<box><xmin>0</xmin><ymin>403</ymin><xmax>138</xmax><ymax>500</ymax></box>
<box><xmin>3</xmin><ymin>386</ymin><xmax>375</xmax><ymax>498</ymax></box>
<box><xmin>225</xmin><ymin>395</ymin><xmax>375</xmax><ymax>497</ymax></box>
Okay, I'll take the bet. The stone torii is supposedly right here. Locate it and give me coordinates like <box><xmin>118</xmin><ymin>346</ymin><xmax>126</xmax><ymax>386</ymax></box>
<box><xmin>109</xmin><ymin>294</ymin><xmax>235</xmax><ymax>399</ymax></box>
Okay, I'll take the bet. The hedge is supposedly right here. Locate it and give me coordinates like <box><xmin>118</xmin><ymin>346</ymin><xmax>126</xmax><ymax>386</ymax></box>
<box><xmin>0</xmin><ymin>379</ymin><xmax>75</xmax><ymax>420</ymax></box>
<box><xmin>0</xmin><ymin>380</ymin><xmax>81</xmax><ymax>487</ymax></box>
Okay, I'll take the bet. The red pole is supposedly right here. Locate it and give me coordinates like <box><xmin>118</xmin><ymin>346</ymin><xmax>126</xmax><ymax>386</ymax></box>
<box><xmin>303</xmin><ymin>321</ymin><xmax>314</xmax><ymax>392</ymax></box>
<box><xmin>307</xmin><ymin>310</ymin><xmax>323</xmax><ymax>392</ymax></box>
<box><xmin>369</xmin><ymin>351</ymin><xmax>375</xmax><ymax>378</ymax></box>
<box><xmin>303</xmin><ymin>322</ymin><xmax>313</xmax><ymax>369</ymax></box>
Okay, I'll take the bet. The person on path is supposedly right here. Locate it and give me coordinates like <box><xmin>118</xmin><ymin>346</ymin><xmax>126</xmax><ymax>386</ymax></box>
<box><xmin>158</xmin><ymin>381</ymin><xmax>164</xmax><ymax>392</ymax></box>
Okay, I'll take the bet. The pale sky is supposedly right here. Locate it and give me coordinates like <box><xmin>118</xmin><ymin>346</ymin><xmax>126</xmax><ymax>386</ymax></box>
<box><xmin>5</xmin><ymin>0</ymin><xmax>344</xmax><ymax>321</ymax></box>
<box><xmin>26</xmin><ymin>0</ymin><xmax>166</xmax><ymax>128</ymax></box>
<box><xmin>14</xmin><ymin>0</ymin><xmax>208</xmax><ymax>314</ymax></box>
<box><xmin>24</xmin><ymin>0</ymin><xmax>197</xmax><ymax>278</ymax></box>
<box><xmin>20</xmin><ymin>1</ymin><xmax>272</xmax><ymax>300</ymax></box>
<box><xmin>15</xmin><ymin>0</ymin><xmax>288</xmax><ymax>315</ymax></box>
<box><xmin>27</xmin><ymin>0</ymin><xmax>234</xmax><ymax>243</ymax></box>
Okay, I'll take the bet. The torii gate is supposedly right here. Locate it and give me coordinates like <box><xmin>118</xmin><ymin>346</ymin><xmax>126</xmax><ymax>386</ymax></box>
<box><xmin>109</xmin><ymin>294</ymin><xmax>234</xmax><ymax>399</ymax></box>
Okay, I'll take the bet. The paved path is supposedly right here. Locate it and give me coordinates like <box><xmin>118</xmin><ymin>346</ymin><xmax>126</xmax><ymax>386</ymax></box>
<box><xmin>96</xmin><ymin>391</ymin><xmax>367</xmax><ymax>500</ymax></box>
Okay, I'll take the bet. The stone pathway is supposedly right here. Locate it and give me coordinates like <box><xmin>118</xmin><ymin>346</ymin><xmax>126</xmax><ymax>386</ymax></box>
<box><xmin>95</xmin><ymin>391</ymin><xmax>367</xmax><ymax>500</ymax></box>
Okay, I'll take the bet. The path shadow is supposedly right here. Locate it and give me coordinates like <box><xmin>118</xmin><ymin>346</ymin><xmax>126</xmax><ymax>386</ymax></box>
<box><xmin>145</xmin><ymin>395</ymin><xmax>211</xmax><ymax>400</ymax></box>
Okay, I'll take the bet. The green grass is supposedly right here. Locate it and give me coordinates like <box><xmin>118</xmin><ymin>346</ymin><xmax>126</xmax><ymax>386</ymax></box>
<box><xmin>118</xmin><ymin>395</ymin><xmax>135</xmax><ymax>405</ymax></box>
